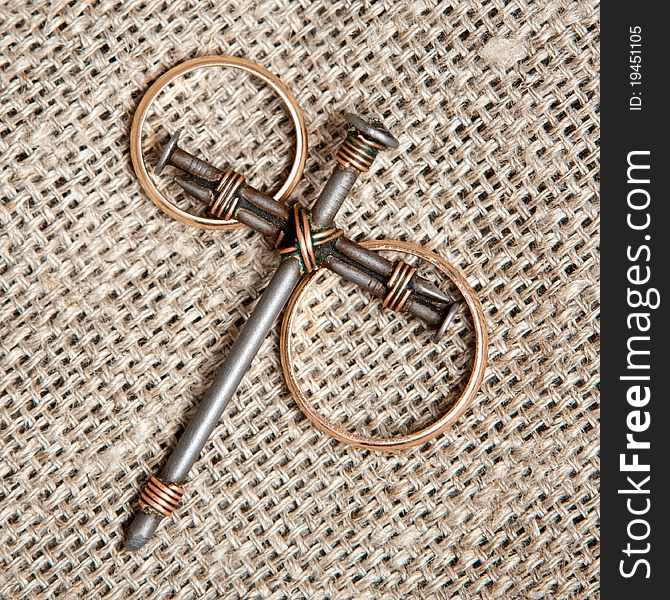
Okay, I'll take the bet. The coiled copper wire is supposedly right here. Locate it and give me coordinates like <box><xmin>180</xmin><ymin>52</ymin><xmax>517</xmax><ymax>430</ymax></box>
<box><xmin>383</xmin><ymin>260</ymin><xmax>416</xmax><ymax>312</ymax></box>
<box><xmin>139</xmin><ymin>476</ymin><xmax>185</xmax><ymax>517</ymax></box>
<box><xmin>209</xmin><ymin>167</ymin><xmax>245</xmax><ymax>220</ymax></box>
<box><xmin>311</xmin><ymin>226</ymin><xmax>344</xmax><ymax>246</ymax></box>
<box><xmin>336</xmin><ymin>130</ymin><xmax>386</xmax><ymax>173</ymax></box>
<box><xmin>277</xmin><ymin>205</ymin><xmax>343</xmax><ymax>272</ymax></box>
<box><xmin>296</xmin><ymin>205</ymin><xmax>317</xmax><ymax>271</ymax></box>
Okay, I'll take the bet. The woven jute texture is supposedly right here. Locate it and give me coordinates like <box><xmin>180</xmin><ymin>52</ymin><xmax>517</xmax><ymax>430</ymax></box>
<box><xmin>0</xmin><ymin>0</ymin><xmax>599</xmax><ymax>598</ymax></box>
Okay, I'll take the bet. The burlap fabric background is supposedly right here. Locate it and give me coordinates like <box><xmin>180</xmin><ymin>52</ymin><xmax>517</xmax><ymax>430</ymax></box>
<box><xmin>1</xmin><ymin>0</ymin><xmax>599</xmax><ymax>598</ymax></box>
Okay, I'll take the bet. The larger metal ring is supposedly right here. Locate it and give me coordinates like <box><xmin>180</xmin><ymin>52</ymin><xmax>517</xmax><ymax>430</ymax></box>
<box><xmin>280</xmin><ymin>240</ymin><xmax>488</xmax><ymax>451</ymax></box>
<box><xmin>130</xmin><ymin>55</ymin><xmax>308</xmax><ymax>230</ymax></box>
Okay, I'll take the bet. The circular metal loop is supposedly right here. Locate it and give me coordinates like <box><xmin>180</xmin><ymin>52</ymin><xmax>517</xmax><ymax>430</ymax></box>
<box><xmin>130</xmin><ymin>55</ymin><xmax>308</xmax><ymax>230</ymax></box>
<box><xmin>280</xmin><ymin>240</ymin><xmax>488</xmax><ymax>451</ymax></box>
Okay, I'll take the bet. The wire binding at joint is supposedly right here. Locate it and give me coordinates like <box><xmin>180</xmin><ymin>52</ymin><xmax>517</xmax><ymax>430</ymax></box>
<box><xmin>277</xmin><ymin>204</ymin><xmax>343</xmax><ymax>272</ymax></box>
<box><xmin>139</xmin><ymin>476</ymin><xmax>185</xmax><ymax>518</ymax></box>
<box><xmin>383</xmin><ymin>260</ymin><xmax>416</xmax><ymax>312</ymax></box>
<box><xmin>210</xmin><ymin>167</ymin><xmax>245</xmax><ymax>220</ymax></box>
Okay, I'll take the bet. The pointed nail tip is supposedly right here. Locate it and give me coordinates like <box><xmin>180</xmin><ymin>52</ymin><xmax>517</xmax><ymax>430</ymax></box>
<box><xmin>416</xmin><ymin>281</ymin><xmax>451</xmax><ymax>304</ymax></box>
<box><xmin>426</xmin><ymin>287</ymin><xmax>451</xmax><ymax>304</ymax></box>
<box><xmin>174</xmin><ymin>175</ymin><xmax>212</xmax><ymax>203</ymax></box>
<box><xmin>125</xmin><ymin>534</ymin><xmax>149</xmax><ymax>551</ymax></box>
<box><xmin>385</xmin><ymin>136</ymin><xmax>400</xmax><ymax>149</ymax></box>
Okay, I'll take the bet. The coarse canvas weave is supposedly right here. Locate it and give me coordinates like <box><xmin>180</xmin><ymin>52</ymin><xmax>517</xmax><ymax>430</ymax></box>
<box><xmin>0</xmin><ymin>0</ymin><xmax>599</xmax><ymax>598</ymax></box>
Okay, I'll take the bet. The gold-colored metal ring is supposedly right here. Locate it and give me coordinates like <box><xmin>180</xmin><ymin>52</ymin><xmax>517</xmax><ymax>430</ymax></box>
<box><xmin>130</xmin><ymin>55</ymin><xmax>308</xmax><ymax>230</ymax></box>
<box><xmin>280</xmin><ymin>240</ymin><xmax>488</xmax><ymax>451</ymax></box>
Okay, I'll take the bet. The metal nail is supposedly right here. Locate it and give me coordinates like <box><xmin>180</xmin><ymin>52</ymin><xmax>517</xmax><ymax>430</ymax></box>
<box><xmin>156</xmin><ymin>129</ymin><xmax>224</xmax><ymax>182</ymax></box>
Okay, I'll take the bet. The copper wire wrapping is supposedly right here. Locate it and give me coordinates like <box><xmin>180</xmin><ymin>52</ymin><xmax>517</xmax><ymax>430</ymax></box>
<box><xmin>209</xmin><ymin>167</ymin><xmax>245</xmax><ymax>220</ymax></box>
<box><xmin>383</xmin><ymin>260</ymin><xmax>416</xmax><ymax>312</ymax></box>
<box><xmin>336</xmin><ymin>130</ymin><xmax>386</xmax><ymax>173</ymax></box>
<box><xmin>139</xmin><ymin>476</ymin><xmax>185</xmax><ymax>517</ymax></box>
<box><xmin>277</xmin><ymin>204</ymin><xmax>343</xmax><ymax>272</ymax></box>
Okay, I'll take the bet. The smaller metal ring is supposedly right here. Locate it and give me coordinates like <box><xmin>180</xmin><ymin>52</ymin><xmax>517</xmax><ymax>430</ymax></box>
<box><xmin>280</xmin><ymin>240</ymin><xmax>488</xmax><ymax>451</ymax></box>
<box><xmin>130</xmin><ymin>55</ymin><xmax>308</xmax><ymax>230</ymax></box>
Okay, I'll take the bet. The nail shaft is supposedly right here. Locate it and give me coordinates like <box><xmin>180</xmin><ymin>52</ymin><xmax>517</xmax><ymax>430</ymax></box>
<box><xmin>170</xmin><ymin>148</ymin><xmax>225</xmax><ymax>182</ymax></box>
<box><xmin>235</xmin><ymin>208</ymin><xmax>278</xmax><ymax>237</ymax></box>
<box><xmin>336</xmin><ymin>237</ymin><xmax>394</xmax><ymax>276</ymax></box>
<box><xmin>323</xmin><ymin>255</ymin><xmax>387</xmax><ymax>297</ymax></box>
<box><xmin>161</xmin><ymin>257</ymin><xmax>302</xmax><ymax>481</ymax></box>
<box><xmin>311</xmin><ymin>167</ymin><xmax>359</xmax><ymax>228</ymax></box>
<box><xmin>174</xmin><ymin>176</ymin><xmax>213</xmax><ymax>203</ymax></box>
<box><xmin>242</xmin><ymin>187</ymin><xmax>290</xmax><ymax>221</ymax></box>
<box><xmin>126</xmin><ymin>257</ymin><xmax>303</xmax><ymax>550</ymax></box>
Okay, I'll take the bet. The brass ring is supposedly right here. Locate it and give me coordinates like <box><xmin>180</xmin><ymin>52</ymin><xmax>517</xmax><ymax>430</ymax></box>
<box><xmin>130</xmin><ymin>55</ymin><xmax>308</xmax><ymax>230</ymax></box>
<box><xmin>280</xmin><ymin>240</ymin><xmax>488</xmax><ymax>451</ymax></box>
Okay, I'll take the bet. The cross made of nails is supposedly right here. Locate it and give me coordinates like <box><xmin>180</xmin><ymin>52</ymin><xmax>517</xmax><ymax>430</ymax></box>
<box><xmin>126</xmin><ymin>113</ymin><xmax>458</xmax><ymax>550</ymax></box>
